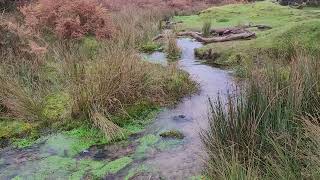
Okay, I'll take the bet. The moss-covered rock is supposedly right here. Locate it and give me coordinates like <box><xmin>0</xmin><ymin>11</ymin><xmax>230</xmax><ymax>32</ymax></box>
<box><xmin>140</xmin><ymin>42</ymin><xmax>162</xmax><ymax>53</ymax></box>
<box><xmin>41</xmin><ymin>92</ymin><xmax>70</xmax><ymax>121</ymax></box>
<box><xmin>159</xmin><ymin>130</ymin><xmax>185</xmax><ymax>139</ymax></box>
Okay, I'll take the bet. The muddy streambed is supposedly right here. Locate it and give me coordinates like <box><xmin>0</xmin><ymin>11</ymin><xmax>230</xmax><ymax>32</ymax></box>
<box><xmin>0</xmin><ymin>38</ymin><xmax>234</xmax><ymax>180</ymax></box>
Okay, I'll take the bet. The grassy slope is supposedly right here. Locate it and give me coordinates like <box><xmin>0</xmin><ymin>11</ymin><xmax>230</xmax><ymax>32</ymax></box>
<box><xmin>174</xmin><ymin>1</ymin><xmax>320</xmax><ymax>68</ymax></box>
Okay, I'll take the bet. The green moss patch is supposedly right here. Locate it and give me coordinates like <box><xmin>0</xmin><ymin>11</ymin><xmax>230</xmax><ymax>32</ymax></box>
<box><xmin>159</xmin><ymin>129</ymin><xmax>185</xmax><ymax>139</ymax></box>
<box><xmin>125</xmin><ymin>165</ymin><xmax>153</xmax><ymax>180</ymax></box>
<box><xmin>3</xmin><ymin>156</ymin><xmax>132</xmax><ymax>179</ymax></box>
<box><xmin>140</xmin><ymin>42</ymin><xmax>162</xmax><ymax>53</ymax></box>
<box><xmin>41</xmin><ymin>92</ymin><xmax>70</xmax><ymax>121</ymax></box>
<box><xmin>91</xmin><ymin>156</ymin><xmax>133</xmax><ymax>177</ymax></box>
<box><xmin>156</xmin><ymin>139</ymin><xmax>182</xmax><ymax>151</ymax></box>
<box><xmin>112</xmin><ymin>102</ymin><xmax>160</xmax><ymax>134</ymax></box>
<box><xmin>41</xmin><ymin>126</ymin><xmax>108</xmax><ymax>157</ymax></box>
<box><xmin>135</xmin><ymin>134</ymin><xmax>160</xmax><ymax>158</ymax></box>
<box><xmin>0</xmin><ymin>120</ymin><xmax>39</xmax><ymax>148</ymax></box>
<box><xmin>0</xmin><ymin>120</ymin><xmax>33</xmax><ymax>139</ymax></box>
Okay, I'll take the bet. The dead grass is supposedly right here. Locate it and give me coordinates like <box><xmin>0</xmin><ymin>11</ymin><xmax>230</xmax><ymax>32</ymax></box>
<box><xmin>201</xmin><ymin>49</ymin><xmax>320</xmax><ymax>179</ymax></box>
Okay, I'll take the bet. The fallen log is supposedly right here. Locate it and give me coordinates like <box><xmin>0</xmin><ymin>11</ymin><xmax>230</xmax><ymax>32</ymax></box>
<box><xmin>210</xmin><ymin>26</ymin><xmax>249</xmax><ymax>36</ymax></box>
<box><xmin>210</xmin><ymin>24</ymin><xmax>272</xmax><ymax>35</ymax></box>
<box><xmin>176</xmin><ymin>31</ymin><xmax>256</xmax><ymax>43</ymax></box>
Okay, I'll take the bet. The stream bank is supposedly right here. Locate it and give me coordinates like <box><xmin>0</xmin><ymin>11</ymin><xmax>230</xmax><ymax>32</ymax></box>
<box><xmin>0</xmin><ymin>38</ymin><xmax>235</xmax><ymax>180</ymax></box>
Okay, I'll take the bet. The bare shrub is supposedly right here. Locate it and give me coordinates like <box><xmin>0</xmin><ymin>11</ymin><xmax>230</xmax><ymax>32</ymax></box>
<box><xmin>20</xmin><ymin>0</ymin><xmax>115</xmax><ymax>39</ymax></box>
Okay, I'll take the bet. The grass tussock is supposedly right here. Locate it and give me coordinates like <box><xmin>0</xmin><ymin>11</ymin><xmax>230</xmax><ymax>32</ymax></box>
<box><xmin>165</xmin><ymin>32</ymin><xmax>181</xmax><ymax>60</ymax></box>
<box><xmin>202</xmin><ymin>20</ymin><xmax>212</xmax><ymax>37</ymax></box>
<box><xmin>201</xmin><ymin>49</ymin><xmax>320</xmax><ymax>179</ymax></box>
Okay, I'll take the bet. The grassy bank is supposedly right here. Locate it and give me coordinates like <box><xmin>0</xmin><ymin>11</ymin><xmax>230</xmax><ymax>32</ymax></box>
<box><xmin>174</xmin><ymin>1</ymin><xmax>320</xmax><ymax>74</ymax></box>
<box><xmin>202</xmin><ymin>49</ymin><xmax>320</xmax><ymax>179</ymax></box>
<box><xmin>172</xmin><ymin>1</ymin><xmax>320</xmax><ymax>179</ymax></box>
<box><xmin>0</xmin><ymin>1</ymin><xmax>197</xmax><ymax>149</ymax></box>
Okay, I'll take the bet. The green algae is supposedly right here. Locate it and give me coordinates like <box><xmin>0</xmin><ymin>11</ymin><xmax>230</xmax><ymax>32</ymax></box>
<box><xmin>41</xmin><ymin>126</ymin><xmax>108</xmax><ymax>157</ymax></box>
<box><xmin>91</xmin><ymin>156</ymin><xmax>133</xmax><ymax>177</ymax></box>
<box><xmin>2</xmin><ymin>156</ymin><xmax>132</xmax><ymax>179</ymax></box>
<box><xmin>156</xmin><ymin>139</ymin><xmax>182</xmax><ymax>151</ymax></box>
<box><xmin>125</xmin><ymin>165</ymin><xmax>153</xmax><ymax>180</ymax></box>
<box><xmin>135</xmin><ymin>134</ymin><xmax>160</xmax><ymax>158</ymax></box>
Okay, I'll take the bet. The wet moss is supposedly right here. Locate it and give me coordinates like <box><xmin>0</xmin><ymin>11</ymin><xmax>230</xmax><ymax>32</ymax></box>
<box><xmin>125</xmin><ymin>165</ymin><xmax>152</xmax><ymax>180</ymax></box>
<box><xmin>41</xmin><ymin>92</ymin><xmax>70</xmax><ymax>121</ymax></box>
<box><xmin>156</xmin><ymin>139</ymin><xmax>182</xmax><ymax>151</ymax></box>
<box><xmin>41</xmin><ymin>126</ymin><xmax>108</xmax><ymax>157</ymax></box>
<box><xmin>12</xmin><ymin>137</ymin><xmax>38</xmax><ymax>149</ymax></box>
<box><xmin>159</xmin><ymin>130</ymin><xmax>185</xmax><ymax>139</ymax></box>
<box><xmin>140</xmin><ymin>42</ymin><xmax>162</xmax><ymax>53</ymax></box>
<box><xmin>135</xmin><ymin>134</ymin><xmax>160</xmax><ymax>157</ymax></box>
<box><xmin>111</xmin><ymin>102</ymin><xmax>159</xmax><ymax>128</ymax></box>
<box><xmin>3</xmin><ymin>156</ymin><xmax>132</xmax><ymax>179</ymax></box>
<box><xmin>91</xmin><ymin>156</ymin><xmax>133</xmax><ymax>177</ymax></box>
<box><xmin>0</xmin><ymin>120</ymin><xmax>38</xmax><ymax>148</ymax></box>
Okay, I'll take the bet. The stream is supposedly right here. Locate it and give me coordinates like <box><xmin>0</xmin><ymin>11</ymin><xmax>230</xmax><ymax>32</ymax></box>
<box><xmin>0</xmin><ymin>38</ymin><xmax>234</xmax><ymax>180</ymax></box>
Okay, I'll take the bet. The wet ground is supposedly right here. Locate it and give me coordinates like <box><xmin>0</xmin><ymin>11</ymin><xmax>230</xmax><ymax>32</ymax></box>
<box><xmin>0</xmin><ymin>38</ymin><xmax>234</xmax><ymax>180</ymax></box>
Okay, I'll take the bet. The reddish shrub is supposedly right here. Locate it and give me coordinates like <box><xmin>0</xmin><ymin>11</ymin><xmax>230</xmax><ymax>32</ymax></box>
<box><xmin>20</xmin><ymin>0</ymin><xmax>115</xmax><ymax>39</ymax></box>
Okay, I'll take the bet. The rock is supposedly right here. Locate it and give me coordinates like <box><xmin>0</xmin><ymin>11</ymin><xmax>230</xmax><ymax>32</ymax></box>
<box><xmin>178</xmin><ymin>114</ymin><xmax>186</xmax><ymax>118</ymax></box>
<box><xmin>195</xmin><ymin>48</ymin><xmax>220</xmax><ymax>62</ymax></box>
<box><xmin>173</xmin><ymin>115</ymin><xmax>192</xmax><ymax>122</ymax></box>
<box><xmin>159</xmin><ymin>130</ymin><xmax>185</xmax><ymax>139</ymax></box>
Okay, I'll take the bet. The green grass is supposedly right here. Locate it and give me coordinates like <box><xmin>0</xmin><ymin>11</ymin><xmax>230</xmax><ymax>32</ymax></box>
<box><xmin>174</xmin><ymin>1</ymin><xmax>320</xmax><ymax>70</ymax></box>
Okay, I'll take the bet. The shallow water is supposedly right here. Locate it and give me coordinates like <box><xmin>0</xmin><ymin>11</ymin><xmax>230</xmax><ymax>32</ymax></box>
<box><xmin>0</xmin><ymin>38</ymin><xmax>234</xmax><ymax>180</ymax></box>
<box><xmin>117</xmin><ymin>38</ymin><xmax>235</xmax><ymax>179</ymax></box>
<box><xmin>142</xmin><ymin>51</ymin><xmax>167</xmax><ymax>66</ymax></box>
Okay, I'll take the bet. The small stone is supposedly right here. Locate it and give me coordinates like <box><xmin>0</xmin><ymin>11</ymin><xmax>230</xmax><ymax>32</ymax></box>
<box><xmin>178</xmin><ymin>114</ymin><xmax>186</xmax><ymax>118</ymax></box>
